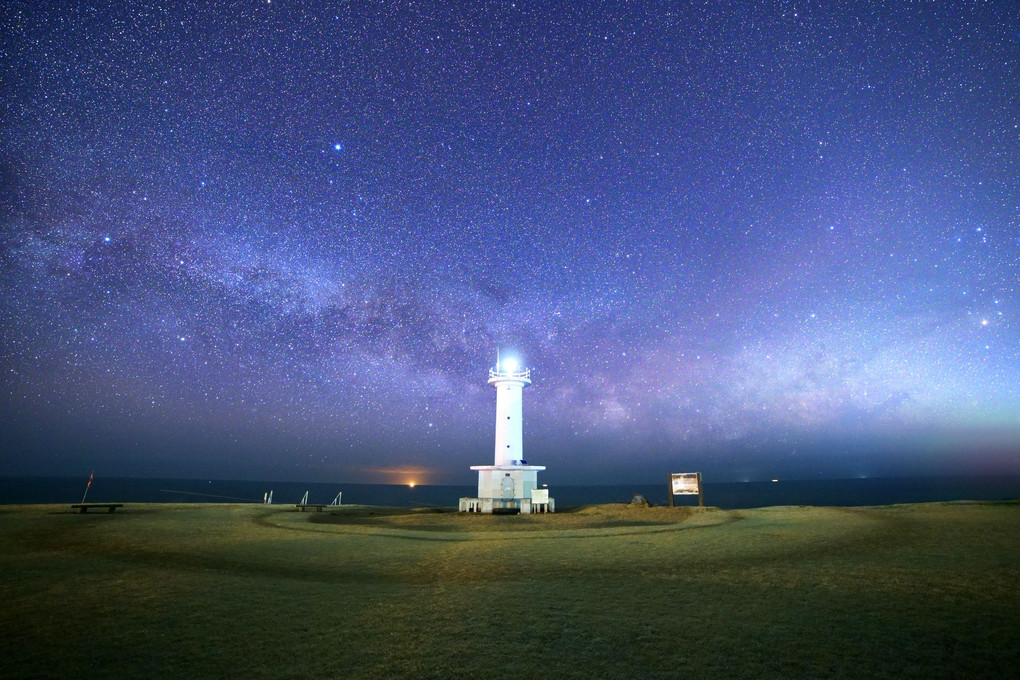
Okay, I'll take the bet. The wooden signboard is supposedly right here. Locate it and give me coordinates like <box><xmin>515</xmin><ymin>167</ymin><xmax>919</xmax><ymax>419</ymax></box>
<box><xmin>669</xmin><ymin>472</ymin><xmax>703</xmax><ymax>507</ymax></box>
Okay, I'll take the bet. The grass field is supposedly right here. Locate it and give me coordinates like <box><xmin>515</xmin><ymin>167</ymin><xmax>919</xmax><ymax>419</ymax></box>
<box><xmin>1</xmin><ymin>501</ymin><xmax>1017</xmax><ymax>679</ymax></box>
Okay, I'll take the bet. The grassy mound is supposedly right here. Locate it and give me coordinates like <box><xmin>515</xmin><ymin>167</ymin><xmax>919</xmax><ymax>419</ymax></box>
<box><xmin>303</xmin><ymin>503</ymin><xmax>709</xmax><ymax>533</ymax></box>
<box><xmin>1</xmin><ymin>501</ymin><xmax>1017</xmax><ymax>679</ymax></box>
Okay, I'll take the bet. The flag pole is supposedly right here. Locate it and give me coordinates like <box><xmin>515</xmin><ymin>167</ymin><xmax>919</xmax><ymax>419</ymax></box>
<box><xmin>81</xmin><ymin>470</ymin><xmax>94</xmax><ymax>504</ymax></box>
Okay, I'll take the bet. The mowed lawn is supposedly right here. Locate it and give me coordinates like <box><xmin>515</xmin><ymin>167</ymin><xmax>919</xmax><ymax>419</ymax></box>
<box><xmin>1</xmin><ymin>501</ymin><xmax>1017</xmax><ymax>679</ymax></box>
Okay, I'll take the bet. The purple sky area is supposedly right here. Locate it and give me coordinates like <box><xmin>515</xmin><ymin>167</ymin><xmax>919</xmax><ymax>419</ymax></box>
<box><xmin>2</xmin><ymin>1</ymin><xmax>1018</xmax><ymax>485</ymax></box>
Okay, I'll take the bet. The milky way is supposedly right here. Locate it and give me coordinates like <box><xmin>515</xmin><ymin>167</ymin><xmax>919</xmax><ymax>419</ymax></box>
<box><xmin>2</xmin><ymin>1</ymin><xmax>1018</xmax><ymax>484</ymax></box>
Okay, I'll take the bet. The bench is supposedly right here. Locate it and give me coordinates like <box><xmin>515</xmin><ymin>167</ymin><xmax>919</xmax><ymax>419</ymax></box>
<box><xmin>71</xmin><ymin>504</ymin><xmax>123</xmax><ymax>514</ymax></box>
<box><xmin>295</xmin><ymin>504</ymin><xmax>330</xmax><ymax>512</ymax></box>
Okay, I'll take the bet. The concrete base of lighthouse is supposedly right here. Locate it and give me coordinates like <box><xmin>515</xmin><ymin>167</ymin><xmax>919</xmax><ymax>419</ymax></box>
<box><xmin>459</xmin><ymin>464</ymin><xmax>554</xmax><ymax>514</ymax></box>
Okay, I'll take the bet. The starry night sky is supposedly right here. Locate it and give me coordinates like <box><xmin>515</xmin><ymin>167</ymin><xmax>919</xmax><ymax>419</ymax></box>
<box><xmin>2</xmin><ymin>1</ymin><xmax>1018</xmax><ymax>485</ymax></box>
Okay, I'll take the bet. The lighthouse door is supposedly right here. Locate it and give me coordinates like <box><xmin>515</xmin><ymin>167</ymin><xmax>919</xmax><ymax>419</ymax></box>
<box><xmin>501</xmin><ymin>476</ymin><xmax>515</xmax><ymax>499</ymax></box>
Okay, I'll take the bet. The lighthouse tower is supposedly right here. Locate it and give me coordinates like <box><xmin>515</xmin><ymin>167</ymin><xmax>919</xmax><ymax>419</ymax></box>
<box><xmin>459</xmin><ymin>355</ymin><xmax>554</xmax><ymax>514</ymax></box>
<box><xmin>489</xmin><ymin>356</ymin><xmax>530</xmax><ymax>466</ymax></box>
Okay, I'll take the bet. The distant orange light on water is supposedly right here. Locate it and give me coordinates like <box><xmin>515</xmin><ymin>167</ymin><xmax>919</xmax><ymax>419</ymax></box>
<box><xmin>408</xmin><ymin>481</ymin><xmax>416</xmax><ymax>488</ymax></box>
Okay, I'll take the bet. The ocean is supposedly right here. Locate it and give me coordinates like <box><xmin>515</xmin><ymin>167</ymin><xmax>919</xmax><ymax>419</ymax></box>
<box><xmin>2</xmin><ymin>474</ymin><xmax>1019</xmax><ymax>509</ymax></box>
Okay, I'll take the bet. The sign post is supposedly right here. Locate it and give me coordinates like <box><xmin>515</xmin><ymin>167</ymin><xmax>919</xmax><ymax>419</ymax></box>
<box><xmin>669</xmin><ymin>472</ymin><xmax>703</xmax><ymax>507</ymax></box>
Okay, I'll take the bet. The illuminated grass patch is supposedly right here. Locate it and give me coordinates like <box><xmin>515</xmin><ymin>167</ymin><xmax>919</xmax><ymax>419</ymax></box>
<box><xmin>1</xmin><ymin>502</ymin><xmax>1017</xmax><ymax>679</ymax></box>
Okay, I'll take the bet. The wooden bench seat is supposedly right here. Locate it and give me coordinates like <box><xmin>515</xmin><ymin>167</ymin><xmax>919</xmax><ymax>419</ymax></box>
<box><xmin>71</xmin><ymin>504</ymin><xmax>123</xmax><ymax>514</ymax></box>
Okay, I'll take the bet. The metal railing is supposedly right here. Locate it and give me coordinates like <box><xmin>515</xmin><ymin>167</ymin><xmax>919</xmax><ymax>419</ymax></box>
<box><xmin>489</xmin><ymin>366</ymin><xmax>531</xmax><ymax>381</ymax></box>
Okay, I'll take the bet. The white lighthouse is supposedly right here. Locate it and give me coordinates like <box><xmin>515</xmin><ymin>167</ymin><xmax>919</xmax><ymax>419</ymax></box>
<box><xmin>459</xmin><ymin>355</ymin><xmax>554</xmax><ymax>514</ymax></box>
